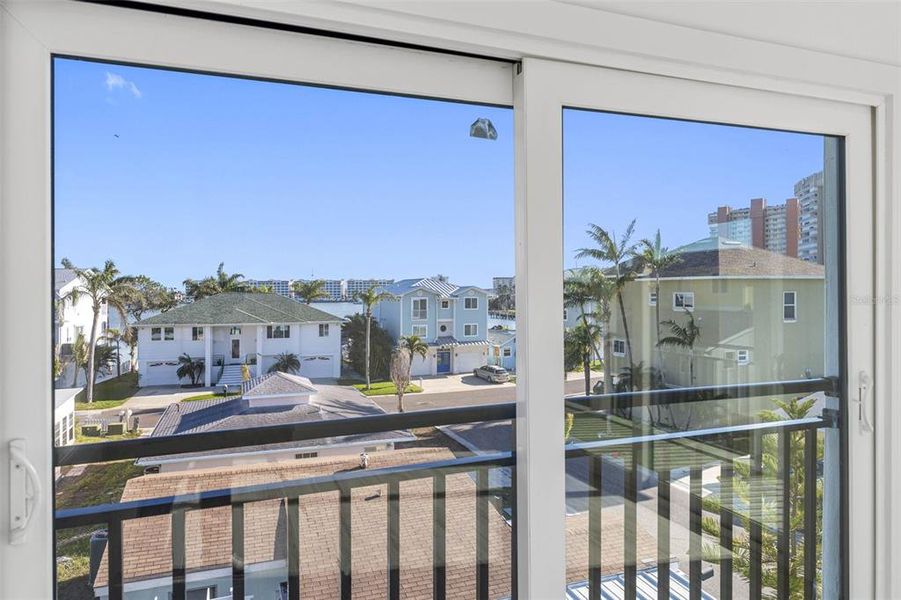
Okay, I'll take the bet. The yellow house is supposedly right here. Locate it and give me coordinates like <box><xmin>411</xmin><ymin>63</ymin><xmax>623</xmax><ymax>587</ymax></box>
<box><xmin>604</xmin><ymin>239</ymin><xmax>825</xmax><ymax>388</ymax></box>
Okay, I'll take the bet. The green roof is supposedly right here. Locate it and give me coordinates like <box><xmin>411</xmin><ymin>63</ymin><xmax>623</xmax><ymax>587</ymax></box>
<box><xmin>136</xmin><ymin>293</ymin><xmax>344</xmax><ymax>326</ymax></box>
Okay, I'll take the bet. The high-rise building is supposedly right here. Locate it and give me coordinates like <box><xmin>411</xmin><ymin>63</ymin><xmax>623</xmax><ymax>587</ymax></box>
<box><xmin>708</xmin><ymin>197</ymin><xmax>799</xmax><ymax>258</ymax></box>
<box><xmin>795</xmin><ymin>171</ymin><xmax>824</xmax><ymax>264</ymax></box>
<box><xmin>245</xmin><ymin>279</ymin><xmax>293</xmax><ymax>296</ymax></box>
<box><xmin>492</xmin><ymin>276</ymin><xmax>515</xmax><ymax>292</ymax></box>
<box><xmin>346</xmin><ymin>279</ymin><xmax>393</xmax><ymax>299</ymax></box>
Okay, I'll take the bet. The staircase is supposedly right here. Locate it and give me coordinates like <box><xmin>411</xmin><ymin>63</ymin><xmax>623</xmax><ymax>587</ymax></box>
<box><xmin>217</xmin><ymin>364</ymin><xmax>245</xmax><ymax>387</ymax></box>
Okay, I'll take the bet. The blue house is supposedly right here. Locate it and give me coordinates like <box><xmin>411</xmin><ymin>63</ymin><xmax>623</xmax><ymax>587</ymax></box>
<box><xmin>374</xmin><ymin>277</ymin><xmax>490</xmax><ymax>376</ymax></box>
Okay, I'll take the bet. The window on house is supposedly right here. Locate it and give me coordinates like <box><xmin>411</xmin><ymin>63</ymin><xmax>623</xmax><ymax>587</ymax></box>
<box><xmin>563</xmin><ymin>309</ymin><xmax>568</xmax><ymax>320</ymax></box>
<box><xmin>673</xmin><ymin>292</ymin><xmax>695</xmax><ymax>311</ymax></box>
<box><xmin>440</xmin><ymin>299</ymin><xmax>449</xmax><ymax>309</ymax></box>
<box><xmin>612</xmin><ymin>339</ymin><xmax>626</xmax><ymax>356</ymax></box>
<box><xmin>318</xmin><ymin>324</ymin><xmax>329</xmax><ymax>337</ymax></box>
<box><xmin>464</xmin><ymin>323</ymin><xmax>478</xmax><ymax>337</ymax></box>
<box><xmin>464</xmin><ymin>297</ymin><xmax>478</xmax><ymax>310</ymax></box>
<box><xmin>230</xmin><ymin>326</ymin><xmax>242</xmax><ymax>335</ymax></box>
<box><xmin>412</xmin><ymin>324</ymin><xmax>427</xmax><ymax>338</ymax></box>
<box><xmin>192</xmin><ymin>327</ymin><xmax>204</xmax><ymax>341</ymax></box>
<box><xmin>737</xmin><ymin>349</ymin><xmax>751</xmax><ymax>365</ymax></box>
<box><xmin>648</xmin><ymin>292</ymin><xmax>657</xmax><ymax>306</ymax></box>
<box><xmin>164</xmin><ymin>327</ymin><xmax>175</xmax><ymax>340</ymax></box>
<box><xmin>412</xmin><ymin>298</ymin><xmax>428</xmax><ymax>320</ymax></box>
<box><xmin>783</xmin><ymin>291</ymin><xmax>797</xmax><ymax>322</ymax></box>
<box><xmin>503</xmin><ymin>347</ymin><xmax>512</xmax><ymax>357</ymax></box>
<box><xmin>151</xmin><ymin>327</ymin><xmax>161</xmax><ymax>341</ymax></box>
<box><xmin>267</xmin><ymin>325</ymin><xmax>290</xmax><ymax>339</ymax></box>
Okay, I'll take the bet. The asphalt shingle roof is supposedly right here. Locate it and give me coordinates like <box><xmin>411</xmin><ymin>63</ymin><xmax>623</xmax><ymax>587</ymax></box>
<box><xmin>135</xmin><ymin>292</ymin><xmax>343</xmax><ymax>326</ymax></box>
<box><xmin>242</xmin><ymin>371</ymin><xmax>317</xmax><ymax>397</ymax></box>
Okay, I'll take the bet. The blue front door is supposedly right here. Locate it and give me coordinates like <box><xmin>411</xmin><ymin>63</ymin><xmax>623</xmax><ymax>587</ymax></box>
<box><xmin>437</xmin><ymin>351</ymin><xmax>451</xmax><ymax>374</ymax></box>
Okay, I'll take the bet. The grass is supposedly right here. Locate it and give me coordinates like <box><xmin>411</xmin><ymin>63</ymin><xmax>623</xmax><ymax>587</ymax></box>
<box><xmin>181</xmin><ymin>392</ymin><xmax>240</xmax><ymax>403</ymax></box>
<box><xmin>74</xmin><ymin>426</ymin><xmax>141</xmax><ymax>444</ymax></box>
<box><xmin>56</xmin><ymin>460</ymin><xmax>145</xmax><ymax>591</ymax></box>
<box><xmin>74</xmin><ymin>372</ymin><xmax>139</xmax><ymax>410</ymax></box>
<box><xmin>352</xmin><ymin>381</ymin><xmax>423</xmax><ymax>396</ymax></box>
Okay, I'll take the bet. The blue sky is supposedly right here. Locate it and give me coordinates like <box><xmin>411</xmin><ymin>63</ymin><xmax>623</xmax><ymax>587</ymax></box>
<box><xmin>54</xmin><ymin>57</ymin><xmax>824</xmax><ymax>289</ymax></box>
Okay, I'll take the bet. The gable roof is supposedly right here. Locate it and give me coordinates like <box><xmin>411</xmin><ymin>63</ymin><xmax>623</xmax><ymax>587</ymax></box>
<box><xmin>136</xmin><ymin>389</ymin><xmax>413</xmax><ymax>466</ymax></box>
<box><xmin>135</xmin><ymin>292</ymin><xmax>343</xmax><ymax>326</ymax></box>
<box><xmin>242</xmin><ymin>371</ymin><xmax>317</xmax><ymax>397</ymax></box>
<box><xmin>379</xmin><ymin>278</ymin><xmax>486</xmax><ymax>298</ymax></box>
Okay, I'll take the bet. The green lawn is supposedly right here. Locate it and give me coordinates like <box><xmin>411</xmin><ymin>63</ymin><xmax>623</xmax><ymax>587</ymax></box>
<box><xmin>74</xmin><ymin>426</ymin><xmax>141</xmax><ymax>444</ymax></box>
<box><xmin>74</xmin><ymin>372</ymin><xmax>139</xmax><ymax>410</ymax></box>
<box><xmin>181</xmin><ymin>392</ymin><xmax>240</xmax><ymax>403</ymax></box>
<box><xmin>353</xmin><ymin>381</ymin><xmax>423</xmax><ymax>396</ymax></box>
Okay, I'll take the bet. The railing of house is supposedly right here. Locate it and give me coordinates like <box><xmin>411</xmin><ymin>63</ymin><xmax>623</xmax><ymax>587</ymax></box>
<box><xmin>54</xmin><ymin>378</ymin><xmax>836</xmax><ymax>600</ymax></box>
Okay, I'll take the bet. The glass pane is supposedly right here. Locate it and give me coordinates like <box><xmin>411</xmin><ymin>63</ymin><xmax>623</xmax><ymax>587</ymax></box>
<box><xmin>53</xmin><ymin>57</ymin><xmax>514</xmax><ymax>599</ymax></box>
<box><xmin>562</xmin><ymin>109</ymin><xmax>841</xmax><ymax>598</ymax></box>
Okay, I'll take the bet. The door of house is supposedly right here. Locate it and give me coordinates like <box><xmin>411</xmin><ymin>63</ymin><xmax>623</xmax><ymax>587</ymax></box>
<box><xmin>436</xmin><ymin>351</ymin><xmax>451</xmax><ymax>374</ymax></box>
<box><xmin>231</xmin><ymin>339</ymin><xmax>240</xmax><ymax>362</ymax></box>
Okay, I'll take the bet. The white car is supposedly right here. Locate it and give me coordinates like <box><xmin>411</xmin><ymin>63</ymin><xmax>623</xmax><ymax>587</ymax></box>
<box><xmin>473</xmin><ymin>365</ymin><xmax>510</xmax><ymax>383</ymax></box>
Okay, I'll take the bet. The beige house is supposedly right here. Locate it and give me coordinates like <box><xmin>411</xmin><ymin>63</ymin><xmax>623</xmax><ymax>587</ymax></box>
<box><xmin>603</xmin><ymin>238</ymin><xmax>826</xmax><ymax>389</ymax></box>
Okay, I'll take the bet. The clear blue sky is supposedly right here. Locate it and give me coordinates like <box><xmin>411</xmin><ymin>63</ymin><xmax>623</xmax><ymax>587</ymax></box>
<box><xmin>54</xmin><ymin>57</ymin><xmax>824</xmax><ymax>289</ymax></box>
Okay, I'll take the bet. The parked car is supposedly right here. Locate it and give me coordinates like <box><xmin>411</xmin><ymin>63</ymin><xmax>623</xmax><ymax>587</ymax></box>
<box><xmin>473</xmin><ymin>365</ymin><xmax>510</xmax><ymax>383</ymax></box>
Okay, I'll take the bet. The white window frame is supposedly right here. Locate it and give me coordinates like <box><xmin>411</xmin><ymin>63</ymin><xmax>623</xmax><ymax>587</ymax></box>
<box><xmin>0</xmin><ymin>4</ymin><xmax>885</xmax><ymax>599</ymax></box>
<box><xmin>151</xmin><ymin>327</ymin><xmax>161</xmax><ymax>341</ymax></box>
<box><xmin>411</xmin><ymin>324</ymin><xmax>427</xmax><ymax>338</ymax></box>
<box><xmin>440</xmin><ymin>299</ymin><xmax>450</xmax><ymax>309</ymax></box>
<box><xmin>267</xmin><ymin>325</ymin><xmax>291</xmax><ymax>339</ymax></box>
<box><xmin>464</xmin><ymin>323</ymin><xmax>478</xmax><ymax>337</ymax></box>
<box><xmin>318</xmin><ymin>323</ymin><xmax>329</xmax><ymax>337</ymax></box>
<box><xmin>648</xmin><ymin>291</ymin><xmax>657</xmax><ymax>306</ymax></box>
<box><xmin>464</xmin><ymin>296</ymin><xmax>479</xmax><ymax>310</ymax></box>
<box><xmin>503</xmin><ymin>347</ymin><xmax>512</xmax><ymax>357</ymax></box>
<box><xmin>411</xmin><ymin>297</ymin><xmax>428</xmax><ymax>321</ymax></box>
<box><xmin>612</xmin><ymin>339</ymin><xmax>626</xmax><ymax>357</ymax></box>
<box><xmin>164</xmin><ymin>327</ymin><xmax>175</xmax><ymax>341</ymax></box>
<box><xmin>192</xmin><ymin>326</ymin><xmax>204</xmax><ymax>342</ymax></box>
<box><xmin>783</xmin><ymin>290</ymin><xmax>798</xmax><ymax>323</ymax></box>
<box><xmin>673</xmin><ymin>291</ymin><xmax>695</xmax><ymax>311</ymax></box>
<box><xmin>737</xmin><ymin>349</ymin><xmax>751</xmax><ymax>365</ymax></box>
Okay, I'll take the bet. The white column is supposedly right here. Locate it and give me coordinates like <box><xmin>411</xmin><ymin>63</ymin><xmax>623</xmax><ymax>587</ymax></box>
<box><xmin>204</xmin><ymin>326</ymin><xmax>212</xmax><ymax>387</ymax></box>
<box><xmin>514</xmin><ymin>58</ymin><xmax>566</xmax><ymax>598</ymax></box>
<box><xmin>256</xmin><ymin>325</ymin><xmax>264</xmax><ymax>377</ymax></box>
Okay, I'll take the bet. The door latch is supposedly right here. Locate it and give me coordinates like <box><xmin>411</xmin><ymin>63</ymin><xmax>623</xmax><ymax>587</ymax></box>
<box><xmin>9</xmin><ymin>439</ymin><xmax>41</xmax><ymax>545</ymax></box>
<box><xmin>853</xmin><ymin>370</ymin><xmax>874</xmax><ymax>433</ymax></box>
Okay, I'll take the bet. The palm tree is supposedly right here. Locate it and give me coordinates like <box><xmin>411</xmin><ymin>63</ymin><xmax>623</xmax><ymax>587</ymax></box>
<box><xmin>614</xmin><ymin>361</ymin><xmax>663</xmax><ymax>393</ymax></box>
<box><xmin>71</xmin><ymin>333</ymin><xmax>88</xmax><ymax>387</ymax></box>
<box><xmin>105</xmin><ymin>328</ymin><xmax>125</xmax><ymax>377</ymax></box>
<box><xmin>176</xmin><ymin>353</ymin><xmax>204</xmax><ymax>386</ymax></box>
<box><xmin>354</xmin><ymin>284</ymin><xmax>395</xmax><ymax>390</ymax></box>
<box><xmin>390</xmin><ymin>347</ymin><xmax>412</xmax><ymax>413</ymax></box>
<box><xmin>183</xmin><ymin>262</ymin><xmax>249</xmax><ymax>300</ymax></box>
<box><xmin>635</xmin><ymin>230</ymin><xmax>682</xmax><ymax>379</ymax></box>
<box><xmin>292</xmin><ymin>279</ymin><xmax>330</xmax><ymax>303</ymax></box>
<box><xmin>400</xmin><ymin>335</ymin><xmax>429</xmax><ymax>379</ymax></box>
<box><xmin>564</xmin><ymin>321</ymin><xmax>603</xmax><ymax>396</ymax></box>
<box><xmin>564</xmin><ymin>267</ymin><xmax>611</xmax><ymax>373</ymax></box>
<box><xmin>269</xmin><ymin>352</ymin><xmax>301</xmax><ymax>374</ymax></box>
<box><xmin>657</xmin><ymin>312</ymin><xmax>701</xmax><ymax>386</ymax></box>
<box><xmin>59</xmin><ymin>259</ymin><xmax>131</xmax><ymax>403</ymax></box>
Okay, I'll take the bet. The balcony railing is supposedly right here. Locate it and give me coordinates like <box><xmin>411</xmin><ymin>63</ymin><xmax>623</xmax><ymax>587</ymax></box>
<box><xmin>55</xmin><ymin>378</ymin><xmax>836</xmax><ymax>600</ymax></box>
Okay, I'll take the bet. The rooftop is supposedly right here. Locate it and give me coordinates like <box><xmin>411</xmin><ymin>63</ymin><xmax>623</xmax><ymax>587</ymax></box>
<box><xmin>135</xmin><ymin>292</ymin><xmax>344</xmax><ymax>326</ymax></box>
<box><xmin>241</xmin><ymin>371</ymin><xmax>318</xmax><ymax>398</ymax></box>
<box><xmin>380</xmin><ymin>277</ymin><xmax>486</xmax><ymax>298</ymax></box>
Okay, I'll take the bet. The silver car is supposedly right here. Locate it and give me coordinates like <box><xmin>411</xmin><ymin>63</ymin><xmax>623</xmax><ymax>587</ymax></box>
<box><xmin>473</xmin><ymin>365</ymin><xmax>510</xmax><ymax>383</ymax></box>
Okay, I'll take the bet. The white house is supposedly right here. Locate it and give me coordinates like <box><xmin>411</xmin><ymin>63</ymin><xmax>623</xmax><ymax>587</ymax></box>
<box><xmin>374</xmin><ymin>277</ymin><xmax>490</xmax><ymax>376</ymax></box>
<box><xmin>54</xmin><ymin>268</ymin><xmax>108</xmax><ymax>354</ymax></box>
<box><xmin>134</xmin><ymin>292</ymin><xmax>344</xmax><ymax>386</ymax></box>
<box><xmin>487</xmin><ymin>329</ymin><xmax>516</xmax><ymax>371</ymax></box>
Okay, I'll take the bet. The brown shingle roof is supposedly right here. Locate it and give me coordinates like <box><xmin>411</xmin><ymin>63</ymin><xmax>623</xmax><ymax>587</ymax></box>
<box><xmin>652</xmin><ymin>245</ymin><xmax>824</xmax><ymax>278</ymax></box>
<box><xmin>95</xmin><ymin>449</ymin><xmax>657</xmax><ymax>598</ymax></box>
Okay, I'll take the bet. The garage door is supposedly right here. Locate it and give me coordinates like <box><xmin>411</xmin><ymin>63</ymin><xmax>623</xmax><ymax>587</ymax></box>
<box><xmin>299</xmin><ymin>355</ymin><xmax>334</xmax><ymax>379</ymax></box>
<box><xmin>141</xmin><ymin>360</ymin><xmax>179</xmax><ymax>386</ymax></box>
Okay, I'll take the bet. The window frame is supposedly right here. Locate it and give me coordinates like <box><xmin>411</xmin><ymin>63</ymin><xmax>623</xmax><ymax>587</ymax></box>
<box><xmin>151</xmin><ymin>327</ymin><xmax>161</xmax><ymax>341</ymax></box>
<box><xmin>783</xmin><ymin>290</ymin><xmax>798</xmax><ymax>323</ymax></box>
<box><xmin>648</xmin><ymin>291</ymin><xmax>657</xmax><ymax>306</ymax></box>
<box><xmin>191</xmin><ymin>326</ymin><xmax>204</xmax><ymax>342</ymax></box>
<box><xmin>463</xmin><ymin>323</ymin><xmax>478</xmax><ymax>337</ymax></box>
<box><xmin>411</xmin><ymin>324</ymin><xmax>427</xmax><ymax>338</ymax></box>
<box><xmin>318</xmin><ymin>323</ymin><xmax>329</xmax><ymax>337</ymax></box>
<box><xmin>411</xmin><ymin>297</ymin><xmax>428</xmax><ymax>321</ymax></box>
<box><xmin>673</xmin><ymin>291</ymin><xmax>695</xmax><ymax>311</ymax></box>
<box><xmin>267</xmin><ymin>325</ymin><xmax>291</xmax><ymax>339</ymax></box>
<box><xmin>464</xmin><ymin>296</ymin><xmax>479</xmax><ymax>310</ymax></box>
<box><xmin>612</xmin><ymin>339</ymin><xmax>626</xmax><ymax>357</ymax></box>
<box><xmin>163</xmin><ymin>327</ymin><xmax>175</xmax><ymax>341</ymax></box>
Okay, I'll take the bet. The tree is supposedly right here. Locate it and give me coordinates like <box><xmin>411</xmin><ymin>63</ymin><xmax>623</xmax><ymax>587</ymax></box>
<box><xmin>71</xmin><ymin>333</ymin><xmax>88</xmax><ymax>387</ymax></box>
<box><xmin>253</xmin><ymin>284</ymin><xmax>274</xmax><ymax>294</ymax></box>
<box><xmin>354</xmin><ymin>285</ymin><xmax>395</xmax><ymax>390</ymax></box>
<box><xmin>564</xmin><ymin>321</ymin><xmax>603</xmax><ymax>396</ymax></box>
<box><xmin>657</xmin><ymin>312</ymin><xmax>702</xmax><ymax>429</ymax></box>
<box><xmin>701</xmin><ymin>397</ymin><xmax>822</xmax><ymax>599</ymax></box>
<box><xmin>176</xmin><ymin>353</ymin><xmax>204</xmax><ymax>386</ymax></box>
<box><xmin>269</xmin><ymin>352</ymin><xmax>301</xmax><ymax>375</ymax></box>
<box><xmin>292</xmin><ymin>279</ymin><xmax>330</xmax><ymax>303</ymax></box>
<box><xmin>565</xmin><ymin>266</ymin><xmax>616</xmax><ymax>393</ymax></box>
<box><xmin>489</xmin><ymin>283</ymin><xmax>514</xmax><ymax>313</ymax></box>
<box><xmin>576</xmin><ymin>220</ymin><xmax>640</xmax><ymax>389</ymax></box>
<box><xmin>635</xmin><ymin>230</ymin><xmax>682</xmax><ymax>379</ymax></box>
<box><xmin>92</xmin><ymin>344</ymin><xmax>118</xmax><ymax>381</ymax></box>
<box><xmin>400</xmin><ymin>335</ymin><xmax>429</xmax><ymax>379</ymax></box>
<box><xmin>116</xmin><ymin>275</ymin><xmax>175</xmax><ymax>371</ymax></box>
<box><xmin>390</xmin><ymin>346</ymin><xmax>412</xmax><ymax>413</ymax></box>
<box><xmin>183</xmin><ymin>262</ymin><xmax>249</xmax><ymax>300</ymax></box>
<box><xmin>343</xmin><ymin>314</ymin><xmax>394</xmax><ymax>382</ymax></box>
<box><xmin>614</xmin><ymin>361</ymin><xmax>663</xmax><ymax>393</ymax></box>
<box><xmin>59</xmin><ymin>259</ymin><xmax>131</xmax><ymax>403</ymax></box>
<box><xmin>105</xmin><ymin>328</ymin><xmax>125</xmax><ymax>377</ymax></box>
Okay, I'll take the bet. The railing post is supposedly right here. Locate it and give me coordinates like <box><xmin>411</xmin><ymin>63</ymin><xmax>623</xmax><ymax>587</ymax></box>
<box><xmin>433</xmin><ymin>473</ymin><xmax>447</xmax><ymax>600</ymax></box>
<box><xmin>777</xmin><ymin>429</ymin><xmax>792</xmax><ymax>599</ymax></box>
<box><xmin>171</xmin><ymin>508</ymin><xmax>186</xmax><ymax>600</ymax></box>
<box><xmin>588</xmin><ymin>452</ymin><xmax>603</xmax><ymax>600</ymax></box>
<box><xmin>749</xmin><ymin>430</ymin><xmax>763</xmax><ymax>600</ymax></box>
<box><xmin>656</xmin><ymin>467</ymin><xmax>670</xmax><ymax>600</ymax></box>
<box><xmin>231</xmin><ymin>503</ymin><xmax>245</xmax><ymax>600</ymax></box>
<box><xmin>624</xmin><ymin>442</ymin><xmax>639</xmax><ymax>599</ymax></box>
<box><xmin>804</xmin><ymin>427</ymin><xmax>817</xmax><ymax>600</ymax></box>
<box><xmin>387</xmin><ymin>481</ymin><xmax>400</xmax><ymax>600</ymax></box>
<box><xmin>107</xmin><ymin>518</ymin><xmax>123</xmax><ymax>600</ymax></box>
<box><xmin>476</xmin><ymin>467</ymin><xmax>490</xmax><ymax>600</ymax></box>
<box><xmin>719</xmin><ymin>459</ymin><xmax>734</xmax><ymax>600</ymax></box>
<box><xmin>689</xmin><ymin>464</ymin><xmax>703</xmax><ymax>600</ymax></box>
<box><xmin>339</xmin><ymin>487</ymin><xmax>352</xmax><ymax>600</ymax></box>
<box><xmin>287</xmin><ymin>497</ymin><xmax>300</xmax><ymax>600</ymax></box>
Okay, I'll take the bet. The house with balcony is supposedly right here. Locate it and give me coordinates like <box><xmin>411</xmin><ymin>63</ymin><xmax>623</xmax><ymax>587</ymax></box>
<box><xmin>134</xmin><ymin>292</ymin><xmax>344</xmax><ymax>386</ymax></box>
<box><xmin>374</xmin><ymin>278</ymin><xmax>490</xmax><ymax>376</ymax></box>
<box><xmin>54</xmin><ymin>268</ymin><xmax>108</xmax><ymax>355</ymax></box>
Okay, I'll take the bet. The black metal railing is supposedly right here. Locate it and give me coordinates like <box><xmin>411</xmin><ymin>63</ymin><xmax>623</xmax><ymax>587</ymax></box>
<box><xmin>55</xmin><ymin>378</ymin><xmax>836</xmax><ymax>600</ymax></box>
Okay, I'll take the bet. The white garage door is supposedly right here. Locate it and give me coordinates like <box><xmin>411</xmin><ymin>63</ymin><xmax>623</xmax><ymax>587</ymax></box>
<box><xmin>141</xmin><ymin>361</ymin><xmax>180</xmax><ymax>386</ymax></box>
<box><xmin>299</xmin><ymin>355</ymin><xmax>334</xmax><ymax>379</ymax></box>
<box><xmin>454</xmin><ymin>349</ymin><xmax>485</xmax><ymax>374</ymax></box>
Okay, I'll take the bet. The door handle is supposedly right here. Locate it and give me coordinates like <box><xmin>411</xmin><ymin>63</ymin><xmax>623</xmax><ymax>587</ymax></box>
<box><xmin>9</xmin><ymin>439</ymin><xmax>42</xmax><ymax>545</ymax></box>
<box><xmin>854</xmin><ymin>370</ymin><xmax>874</xmax><ymax>434</ymax></box>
